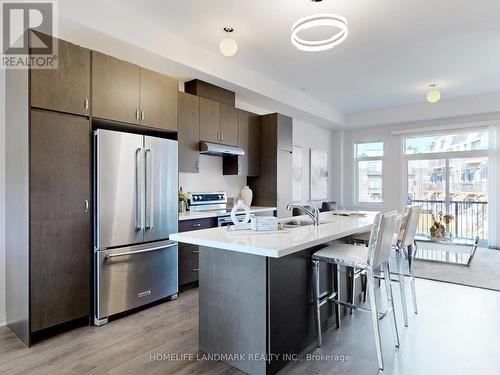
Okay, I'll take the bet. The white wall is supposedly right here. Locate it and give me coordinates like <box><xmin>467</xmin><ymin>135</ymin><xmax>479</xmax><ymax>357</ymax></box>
<box><xmin>293</xmin><ymin>119</ymin><xmax>341</xmax><ymax>205</ymax></box>
<box><xmin>1</xmin><ymin>68</ymin><xmax>6</xmax><ymax>326</ymax></box>
<box><xmin>179</xmin><ymin>155</ymin><xmax>246</xmax><ymax>199</ymax></box>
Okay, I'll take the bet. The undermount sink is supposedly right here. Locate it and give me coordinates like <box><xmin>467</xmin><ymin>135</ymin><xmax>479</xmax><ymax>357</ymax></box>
<box><xmin>281</xmin><ymin>219</ymin><xmax>314</xmax><ymax>228</ymax></box>
<box><xmin>281</xmin><ymin>219</ymin><xmax>329</xmax><ymax>228</ymax></box>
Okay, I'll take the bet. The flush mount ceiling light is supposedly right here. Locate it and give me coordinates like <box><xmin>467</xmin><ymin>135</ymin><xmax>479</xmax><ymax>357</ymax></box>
<box><xmin>219</xmin><ymin>27</ymin><xmax>238</xmax><ymax>57</ymax></box>
<box><xmin>291</xmin><ymin>13</ymin><xmax>348</xmax><ymax>52</ymax></box>
<box><xmin>426</xmin><ymin>84</ymin><xmax>441</xmax><ymax>104</ymax></box>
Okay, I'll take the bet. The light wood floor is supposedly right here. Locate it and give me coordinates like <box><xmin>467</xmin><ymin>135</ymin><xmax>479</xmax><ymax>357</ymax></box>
<box><xmin>0</xmin><ymin>288</ymin><xmax>241</xmax><ymax>375</ymax></box>
<box><xmin>2</xmin><ymin>279</ymin><xmax>500</xmax><ymax>375</ymax></box>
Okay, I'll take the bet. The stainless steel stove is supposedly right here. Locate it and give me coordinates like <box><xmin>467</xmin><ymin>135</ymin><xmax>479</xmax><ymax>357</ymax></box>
<box><xmin>188</xmin><ymin>192</ymin><xmax>248</xmax><ymax>226</ymax></box>
<box><xmin>188</xmin><ymin>192</ymin><xmax>228</xmax><ymax>212</ymax></box>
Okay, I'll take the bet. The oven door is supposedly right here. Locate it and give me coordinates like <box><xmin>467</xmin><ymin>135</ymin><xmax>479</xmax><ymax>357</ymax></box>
<box><xmin>217</xmin><ymin>216</ymin><xmax>234</xmax><ymax>227</ymax></box>
<box><xmin>218</xmin><ymin>214</ymin><xmax>250</xmax><ymax>227</ymax></box>
<box><xmin>95</xmin><ymin>240</ymin><xmax>178</xmax><ymax>321</ymax></box>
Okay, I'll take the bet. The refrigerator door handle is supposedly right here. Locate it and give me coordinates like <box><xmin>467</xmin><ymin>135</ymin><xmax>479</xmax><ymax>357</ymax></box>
<box><xmin>145</xmin><ymin>148</ymin><xmax>154</xmax><ymax>230</ymax></box>
<box><xmin>135</xmin><ymin>147</ymin><xmax>145</xmax><ymax>230</ymax></box>
<box><xmin>105</xmin><ymin>243</ymin><xmax>176</xmax><ymax>258</ymax></box>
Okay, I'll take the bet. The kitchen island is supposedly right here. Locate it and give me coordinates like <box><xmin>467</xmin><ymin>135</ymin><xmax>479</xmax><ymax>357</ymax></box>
<box><xmin>170</xmin><ymin>211</ymin><xmax>375</xmax><ymax>375</ymax></box>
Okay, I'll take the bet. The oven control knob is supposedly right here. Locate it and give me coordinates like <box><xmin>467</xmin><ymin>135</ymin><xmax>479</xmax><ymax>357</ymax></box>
<box><xmin>218</xmin><ymin>194</ymin><xmax>223</xmax><ymax>199</ymax></box>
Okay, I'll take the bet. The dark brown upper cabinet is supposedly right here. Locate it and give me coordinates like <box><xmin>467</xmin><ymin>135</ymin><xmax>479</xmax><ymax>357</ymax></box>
<box><xmin>31</xmin><ymin>38</ymin><xmax>90</xmax><ymax>116</ymax></box>
<box><xmin>92</xmin><ymin>51</ymin><xmax>140</xmax><ymax>124</ymax></box>
<box><xmin>178</xmin><ymin>92</ymin><xmax>200</xmax><ymax>173</ymax></box>
<box><xmin>30</xmin><ymin>109</ymin><xmax>91</xmax><ymax>332</ymax></box>
<box><xmin>185</xmin><ymin>79</ymin><xmax>235</xmax><ymax>106</ymax></box>
<box><xmin>139</xmin><ymin>68</ymin><xmax>178</xmax><ymax>131</ymax></box>
<box><xmin>199</xmin><ymin>97</ymin><xmax>220</xmax><ymax>143</ymax></box>
<box><xmin>199</xmin><ymin>97</ymin><xmax>238</xmax><ymax>146</ymax></box>
<box><xmin>277</xmin><ymin>114</ymin><xmax>293</xmax><ymax>152</ymax></box>
<box><xmin>223</xmin><ymin>109</ymin><xmax>261</xmax><ymax>176</ymax></box>
<box><xmin>92</xmin><ymin>51</ymin><xmax>178</xmax><ymax>130</ymax></box>
<box><xmin>220</xmin><ymin>104</ymin><xmax>238</xmax><ymax>146</ymax></box>
<box><xmin>248</xmin><ymin>113</ymin><xmax>293</xmax><ymax>218</ymax></box>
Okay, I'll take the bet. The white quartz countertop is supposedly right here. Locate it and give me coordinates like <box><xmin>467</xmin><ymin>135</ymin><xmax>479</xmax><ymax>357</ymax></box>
<box><xmin>178</xmin><ymin>206</ymin><xmax>276</xmax><ymax>221</ymax></box>
<box><xmin>171</xmin><ymin>211</ymin><xmax>376</xmax><ymax>258</ymax></box>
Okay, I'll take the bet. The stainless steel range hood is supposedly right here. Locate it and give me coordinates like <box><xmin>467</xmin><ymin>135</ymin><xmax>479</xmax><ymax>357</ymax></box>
<box><xmin>199</xmin><ymin>141</ymin><xmax>245</xmax><ymax>156</ymax></box>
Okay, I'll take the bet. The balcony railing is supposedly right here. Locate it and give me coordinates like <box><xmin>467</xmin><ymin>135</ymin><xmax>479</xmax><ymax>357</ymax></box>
<box><xmin>408</xmin><ymin>199</ymin><xmax>488</xmax><ymax>240</ymax></box>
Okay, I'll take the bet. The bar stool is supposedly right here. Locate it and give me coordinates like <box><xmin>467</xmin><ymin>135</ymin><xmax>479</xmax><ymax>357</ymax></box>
<box><xmin>395</xmin><ymin>206</ymin><xmax>422</xmax><ymax>322</ymax></box>
<box><xmin>311</xmin><ymin>211</ymin><xmax>402</xmax><ymax>371</ymax></box>
<box><xmin>349</xmin><ymin>206</ymin><xmax>422</xmax><ymax>327</ymax></box>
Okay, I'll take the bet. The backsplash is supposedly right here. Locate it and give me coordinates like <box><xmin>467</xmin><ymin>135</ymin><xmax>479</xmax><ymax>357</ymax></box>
<box><xmin>179</xmin><ymin>154</ymin><xmax>246</xmax><ymax>199</ymax></box>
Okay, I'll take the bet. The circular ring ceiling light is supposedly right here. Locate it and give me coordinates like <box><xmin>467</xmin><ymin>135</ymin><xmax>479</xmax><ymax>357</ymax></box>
<box><xmin>291</xmin><ymin>13</ymin><xmax>348</xmax><ymax>52</ymax></box>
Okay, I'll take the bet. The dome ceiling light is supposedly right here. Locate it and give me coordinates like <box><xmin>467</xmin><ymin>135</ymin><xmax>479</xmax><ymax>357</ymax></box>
<box><xmin>291</xmin><ymin>12</ymin><xmax>348</xmax><ymax>52</ymax></box>
<box><xmin>219</xmin><ymin>27</ymin><xmax>238</xmax><ymax>57</ymax></box>
<box><xmin>426</xmin><ymin>84</ymin><xmax>441</xmax><ymax>104</ymax></box>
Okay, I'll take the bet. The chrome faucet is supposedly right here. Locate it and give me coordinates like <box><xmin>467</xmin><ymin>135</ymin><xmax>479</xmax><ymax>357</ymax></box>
<box><xmin>286</xmin><ymin>202</ymin><xmax>321</xmax><ymax>226</ymax></box>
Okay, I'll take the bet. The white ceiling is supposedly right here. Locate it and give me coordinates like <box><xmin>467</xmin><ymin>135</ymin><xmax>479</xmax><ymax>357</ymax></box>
<box><xmin>114</xmin><ymin>0</ymin><xmax>500</xmax><ymax>114</ymax></box>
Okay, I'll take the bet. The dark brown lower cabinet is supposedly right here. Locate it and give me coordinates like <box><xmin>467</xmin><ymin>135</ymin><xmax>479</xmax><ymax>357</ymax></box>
<box><xmin>30</xmin><ymin>109</ymin><xmax>91</xmax><ymax>332</ymax></box>
<box><xmin>179</xmin><ymin>243</ymin><xmax>200</xmax><ymax>286</ymax></box>
<box><xmin>178</xmin><ymin>217</ymin><xmax>217</xmax><ymax>287</ymax></box>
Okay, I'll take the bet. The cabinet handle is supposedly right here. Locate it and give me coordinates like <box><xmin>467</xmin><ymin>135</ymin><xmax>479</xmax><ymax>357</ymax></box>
<box><xmin>193</xmin><ymin>268</ymin><xmax>200</xmax><ymax>272</ymax></box>
<box><xmin>192</xmin><ymin>250</ymin><xmax>199</xmax><ymax>254</ymax></box>
<box><xmin>84</xmin><ymin>199</ymin><xmax>89</xmax><ymax>213</ymax></box>
<box><xmin>136</xmin><ymin>109</ymin><xmax>140</xmax><ymax>120</ymax></box>
<box><xmin>193</xmin><ymin>223</ymin><xmax>201</xmax><ymax>227</ymax></box>
<box><xmin>221</xmin><ymin>132</ymin><xmax>224</xmax><ymax>141</ymax></box>
<box><xmin>141</xmin><ymin>111</ymin><xmax>145</xmax><ymax>121</ymax></box>
<box><xmin>84</xmin><ymin>98</ymin><xmax>89</xmax><ymax>111</ymax></box>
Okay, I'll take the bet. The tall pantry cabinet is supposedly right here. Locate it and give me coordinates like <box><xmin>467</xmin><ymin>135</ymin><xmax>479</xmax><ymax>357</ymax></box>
<box><xmin>6</xmin><ymin>37</ymin><xmax>92</xmax><ymax>345</ymax></box>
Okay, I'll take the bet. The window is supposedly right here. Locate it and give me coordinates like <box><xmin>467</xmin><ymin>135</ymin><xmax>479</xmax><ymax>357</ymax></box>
<box><xmin>355</xmin><ymin>141</ymin><xmax>384</xmax><ymax>204</ymax></box>
<box><xmin>405</xmin><ymin>130</ymin><xmax>489</xmax><ymax>240</ymax></box>
<box><xmin>405</xmin><ymin>130</ymin><xmax>488</xmax><ymax>155</ymax></box>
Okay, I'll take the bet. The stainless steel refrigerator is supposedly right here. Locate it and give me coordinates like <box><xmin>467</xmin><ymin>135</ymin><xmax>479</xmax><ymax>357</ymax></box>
<box><xmin>94</xmin><ymin>129</ymin><xmax>178</xmax><ymax>326</ymax></box>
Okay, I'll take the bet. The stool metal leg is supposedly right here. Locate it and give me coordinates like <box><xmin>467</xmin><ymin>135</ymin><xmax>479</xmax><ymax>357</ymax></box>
<box><xmin>383</xmin><ymin>261</ymin><xmax>400</xmax><ymax>349</ymax></box>
<box><xmin>362</xmin><ymin>274</ymin><xmax>367</xmax><ymax>303</ymax></box>
<box><xmin>366</xmin><ymin>268</ymin><xmax>384</xmax><ymax>371</ymax></box>
<box><xmin>395</xmin><ymin>248</ymin><xmax>409</xmax><ymax>327</ymax></box>
<box><xmin>350</xmin><ymin>267</ymin><xmax>355</xmax><ymax>314</ymax></box>
<box><xmin>409</xmin><ymin>243</ymin><xmax>418</xmax><ymax>314</ymax></box>
<box><xmin>335</xmin><ymin>264</ymin><xmax>342</xmax><ymax>328</ymax></box>
<box><xmin>312</xmin><ymin>260</ymin><xmax>322</xmax><ymax>347</ymax></box>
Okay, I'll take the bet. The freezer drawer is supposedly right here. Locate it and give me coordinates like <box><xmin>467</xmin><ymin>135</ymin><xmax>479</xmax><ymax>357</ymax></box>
<box><xmin>96</xmin><ymin>241</ymin><xmax>178</xmax><ymax>320</ymax></box>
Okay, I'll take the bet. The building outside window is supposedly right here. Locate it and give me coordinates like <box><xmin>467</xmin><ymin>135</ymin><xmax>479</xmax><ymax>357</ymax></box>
<box><xmin>355</xmin><ymin>141</ymin><xmax>384</xmax><ymax>204</ymax></box>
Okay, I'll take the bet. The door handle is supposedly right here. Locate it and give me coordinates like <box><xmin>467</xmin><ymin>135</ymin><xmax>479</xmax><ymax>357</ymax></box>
<box><xmin>135</xmin><ymin>148</ymin><xmax>145</xmax><ymax>230</ymax></box>
<box><xmin>84</xmin><ymin>199</ymin><xmax>89</xmax><ymax>213</ymax></box>
<box><xmin>145</xmin><ymin>148</ymin><xmax>154</xmax><ymax>230</ymax></box>
<box><xmin>192</xmin><ymin>268</ymin><xmax>200</xmax><ymax>272</ymax></box>
<box><xmin>106</xmin><ymin>243</ymin><xmax>177</xmax><ymax>258</ymax></box>
<box><xmin>192</xmin><ymin>250</ymin><xmax>199</xmax><ymax>254</ymax></box>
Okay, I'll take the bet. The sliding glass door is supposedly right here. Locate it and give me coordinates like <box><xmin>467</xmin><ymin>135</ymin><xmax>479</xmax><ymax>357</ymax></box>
<box><xmin>405</xmin><ymin>131</ymin><xmax>489</xmax><ymax>241</ymax></box>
